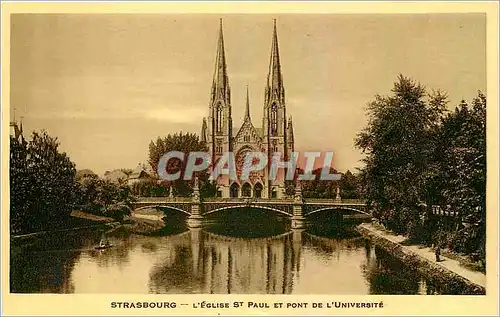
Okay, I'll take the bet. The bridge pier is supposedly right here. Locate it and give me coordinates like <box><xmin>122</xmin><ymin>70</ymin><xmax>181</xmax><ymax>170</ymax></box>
<box><xmin>291</xmin><ymin>183</ymin><xmax>306</xmax><ymax>229</ymax></box>
<box><xmin>291</xmin><ymin>207</ymin><xmax>306</xmax><ymax>229</ymax></box>
<box><xmin>187</xmin><ymin>204</ymin><xmax>203</xmax><ymax>228</ymax></box>
<box><xmin>187</xmin><ymin>177</ymin><xmax>203</xmax><ymax>228</ymax></box>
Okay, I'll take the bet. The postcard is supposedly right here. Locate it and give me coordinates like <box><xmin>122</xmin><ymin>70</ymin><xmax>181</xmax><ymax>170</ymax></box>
<box><xmin>1</xmin><ymin>1</ymin><xmax>498</xmax><ymax>316</ymax></box>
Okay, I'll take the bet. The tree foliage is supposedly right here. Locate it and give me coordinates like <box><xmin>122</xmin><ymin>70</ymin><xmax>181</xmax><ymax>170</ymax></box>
<box><xmin>356</xmin><ymin>75</ymin><xmax>447</xmax><ymax>236</ymax></box>
<box><xmin>10</xmin><ymin>131</ymin><xmax>77</xmax><ymax>234</ymax></box>
<box><xmin>435</xmin><ymin>92</ymin><xmax>486</xmax><ymax>257</ymax></box>
<box><xmin>148</xmin><ymin>132</ymin><xmax>217</xmax><ymax>198</ymax></box>
<box><xmin>355</xmin><ymin>75</ymin><xmax>486</xmax><ymax>262</ymax></box>
<box><xmin>299</xmin><ymin>168</ymin><xmax>360</xmax><ymax>199</ymax></box>
<box><xmin>131</xmin><ymin>179</ymin><xmax>170</xmax><ymax>197</ymax></box>
<box><xmin>339</xmin><ymin>170</ymin><xmax>360</xmax><ymax>199</ymax></box>
<box><xmin>302</xmin><ymin>168</ymin><xmax>340</xmax><ymax>198</ymax></box>
<box><xmin>76</xmin><ymin>175</ymin><xmax>133</xmax><ymax>221</ymax></box>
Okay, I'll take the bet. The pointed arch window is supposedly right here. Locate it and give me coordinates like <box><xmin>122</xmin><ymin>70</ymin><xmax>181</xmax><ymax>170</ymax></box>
<box><xmin>253</xmin><ymin>183</ymin><xmax>263</xmax><ymax>198</ymax></box>
<box><xmin>270</xmin><ymin>103</ymin><xmax>278</xmax><ymax>136</ymax></box>
<box><xmin>272</xmin><ymin>139</ymin><xmax>278</xmax><ymax>153</ymax></box>
<box><xmin>216</xmin><ymin>139</ymin><xmax>223</xmax><ymax>154</ymax></box>
<box><xmin>242</xmin><ymin>183</ymin><xmax>252</xmax><ymax>197</ymax></box>
<box><xmin>230</xmin><ymin>183</ymin><xmax>239</xmax><ymax>198</ymax></box>
<box><xmin>216</xmin><ymin>103</ymin><xmax>224</xmax><ymax>133</ymax></box>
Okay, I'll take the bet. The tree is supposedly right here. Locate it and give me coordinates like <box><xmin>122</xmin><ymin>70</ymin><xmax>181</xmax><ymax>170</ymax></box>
<box><xmin>355</xmin><ymin>75</ymin><xmax>447</xmax><ymax>237</ymax></box>
<box><xmin>435</xmin><ymin>92</ymin><xmax>486</xmax><ymax>258</ymax></box>
<box><xmin>147</xmin><ymin>132</ymin><xmax>216</xmax><ymax>198</ymax></box>
<box><xmin>10</xmin><ymin>136</ymin><xmax>30</xmax><ymax>234</ymax></box>
<box><xmin>148</xmin><ymin>132</ymin><xmax>206</xmax><ymax>176</ymax></box>
<box><xmin>130</xmin><ymin>179</ymin><xmax>170</xmax><ymax>197</ymax></box>
<box><xmin>355</xmin><ymin>76</ymin><xmax>486</xmax><ymax>263</ymax></box>
<box><xmin>10</xmin><ymin>131</ymin><xmax>78</xmax><ymax>234</ymax></box>
<box><xmin>77</xmin><ymin>176</ymin><xmax>133</xmax><ymax>221</ymax></box>
<box><xmin>339</xmin><ymin>170</ymin><xmax>359</xmax><ymax>199</ymax></box>
<box><xmin>302</xmin><ymin>167</ymin><xmax>340</xmax><ymax>199</ymax></box>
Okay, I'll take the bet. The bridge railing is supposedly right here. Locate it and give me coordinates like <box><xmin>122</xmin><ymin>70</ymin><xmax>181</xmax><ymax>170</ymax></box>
<box><xmin>134</xmin><ymin>196</ymin><xmax>368</xmax><ymax>206</ymax></box>
<box><xmin>134</xmin><ymin>196</ymin><xmax>192</xmax><ymax>203</ymax></box>
<box><xmin>304</xmin><ymin>198</ymin><xmax>366</xmax><ymax>205</ymax></box>
<box><xmin>203</xmin><ymin>197</ymin><xmax>295</xmax><ymax>204</ymax></box>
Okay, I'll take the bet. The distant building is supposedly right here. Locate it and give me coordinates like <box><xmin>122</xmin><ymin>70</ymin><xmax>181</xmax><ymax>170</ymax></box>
<box><xmin>127</xmin><ymin>164</ymin><xmax>151</xmax><ymax>186</ymax></box>
<box><xmin>10</xmin><ymin>119</ymin><xmax>24</xmax><ymax>142</ymax></box>
<box><xmin>104</xmin><ymin>169</ymin><xmax>128</xmax><ymax>184</ymax></box>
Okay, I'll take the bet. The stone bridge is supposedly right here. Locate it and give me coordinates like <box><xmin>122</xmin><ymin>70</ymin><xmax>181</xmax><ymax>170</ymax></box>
<box><xmin>132</xmin><ymin>197</ymin><xmax>368</xmax><ymax>216</ymax></box>
<box><xmin>131</xmin><ymin>183</ymin><xmax>369</xmax><ymax>229</ymax></box>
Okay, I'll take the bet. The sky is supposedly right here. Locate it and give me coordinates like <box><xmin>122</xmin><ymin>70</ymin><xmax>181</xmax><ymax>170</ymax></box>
<box><xmin>10</xmin><ymin>14</ymin><xmax>486</xmax><ymax>175</ymax></box>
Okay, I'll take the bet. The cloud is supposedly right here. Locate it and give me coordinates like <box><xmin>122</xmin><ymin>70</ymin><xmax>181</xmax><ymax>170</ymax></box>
<box><xmin>23</xmin><ymin>105</ymin><xmax>206</xmax><ymax>125</ymax></box>
<box><xmin>138</xmin><ymin>107</ymin><xmax>206</xmax><ymax>124</ymax></box>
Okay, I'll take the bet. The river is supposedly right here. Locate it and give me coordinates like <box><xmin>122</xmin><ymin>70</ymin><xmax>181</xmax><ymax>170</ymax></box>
<box><xmin>11</xmin><ymin>210</ymin><xmax>448</xmax><ymax>294</ymax></box>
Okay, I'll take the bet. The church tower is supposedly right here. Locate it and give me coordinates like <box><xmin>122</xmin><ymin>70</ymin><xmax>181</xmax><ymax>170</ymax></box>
<box><xmin>201</xmin><ymin>19</ymin><xmax>294</xmax><ymax>199</ymax></box>
<box><xmin>205</xmin><ymin>19</ymin><xmax>233</xmax><ymax>164</ymax></box>
<box><xmin>262</xmin><ymin>20</ymin><xmax>290</xmax><ymax>198</ymax></box>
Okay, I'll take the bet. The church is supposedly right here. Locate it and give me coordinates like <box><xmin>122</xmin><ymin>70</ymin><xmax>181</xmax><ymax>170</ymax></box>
<box><xmin>201</xmin><ymin>20</ymin><xmax>294</xmax><ymax>199</ymax></box>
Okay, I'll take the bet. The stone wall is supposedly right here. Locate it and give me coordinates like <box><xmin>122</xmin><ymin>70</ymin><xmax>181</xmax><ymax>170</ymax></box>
<box><xmin>357</xmin><ymin>225</ymin><xmax>486</xmax><ymax>295</ymax></box>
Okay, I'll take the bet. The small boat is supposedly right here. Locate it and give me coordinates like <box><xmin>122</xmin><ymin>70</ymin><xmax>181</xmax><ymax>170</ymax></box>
<box><xmin>94</xmin><ymin>244</ymin><xmax>113</xmax><ymax>250</ymax></box>
<box><xmin>95</xmin><ymin>239</ymin><xmax>113</xmax><ymax>250</ymax></box>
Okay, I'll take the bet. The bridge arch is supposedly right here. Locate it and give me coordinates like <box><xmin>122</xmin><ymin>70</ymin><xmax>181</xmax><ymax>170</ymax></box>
<box><xmin>305</xmin><ymin>206</ymin><xmax>370</xmax><ymax>217</ymax></box>
<box><xmin>203</xmin><ymin>205</ymin><xmax>292</xmax><ymax>217</ymax></box>
<box><xmin>133</xmin><ymin>205</ymin><xmax>191</xmax><ymax>216</ymax></box>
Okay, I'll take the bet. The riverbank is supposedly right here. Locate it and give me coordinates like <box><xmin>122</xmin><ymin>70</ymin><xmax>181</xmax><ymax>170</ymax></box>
<box><xmin>123</xmin><ymin>216</ymin><xmax>166</xmax><ymax>234</ymax></box>
<box><xmin>70</xmin><ymin>210</ymin><xmax>116</xmax><ymax>222</ymax></box>
<box><xmin>357</xmin><ymin>223</ymin><xmax>486</xmax><ymax>294</ymax></box>
<box><xmin>11</xmin><ymin>212</ymin><xmax>120</xmax><ymax>242</ymax></box>
<box><xmin>72</xmin><ymin>210</ymin><xmax>167</xmax><ymax>235</ymax></box>
<box><xmin>11</xmin><ymin>211</ymin><xmax>169</xmax><ymax>245</ymax></box>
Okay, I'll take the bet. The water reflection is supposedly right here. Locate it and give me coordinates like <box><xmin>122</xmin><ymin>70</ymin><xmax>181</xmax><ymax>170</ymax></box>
<box><xmin>361</xmin><ymin>245</ymin><xmax>421</xmax><ymax>294</ymax></box>
<box><xmin>11</xmin><ymin>222</ymin><xmax>447</xmax><ymax>294</ymax></box>
<box><xmin>10</xmin><ymin>229</ymin><xmax>98</xmax><ymax>293</ymax></box>
<box><xmin>361</xmin><ymin>245</ymin><xmax>450</xmax><ymax>295</ymax></box>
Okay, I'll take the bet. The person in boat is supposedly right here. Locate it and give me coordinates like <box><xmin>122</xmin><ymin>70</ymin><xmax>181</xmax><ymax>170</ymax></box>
<box><xmin>97</xmin><ymin>239</ymin><xmax>112</xmax><ymax>249</ymax></box>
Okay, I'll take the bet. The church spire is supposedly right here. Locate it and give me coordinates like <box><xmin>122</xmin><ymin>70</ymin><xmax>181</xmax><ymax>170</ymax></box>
<box><xmin>266</xmin><ymin>19</ymin><xmax>283</xmax><ymax>96</ymax></box>
<box><xmin>212</xmin><ymin>18</ymin><xmax>229</xmax><ymax>97</ymax></box>
<box><xmin>201</xmin><ymin>117</ymin><xmax>208</xmax><ymax>143</ymax></box>
<box><xmin>287</xmin><ymin>115</ymin><xmax>294</xmax><ymax>143</ymax></box>
<box><xmin>244</xmin><ymin>85</ymin><xmax>251</xmax><ymax>120</ymax></box>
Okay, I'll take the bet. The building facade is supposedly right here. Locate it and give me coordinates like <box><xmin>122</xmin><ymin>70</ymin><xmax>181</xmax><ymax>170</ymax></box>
<box><xmin>201</xmin><ymin>20</ymin><xmax>294</xmax><ymax>199</ymax></box>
